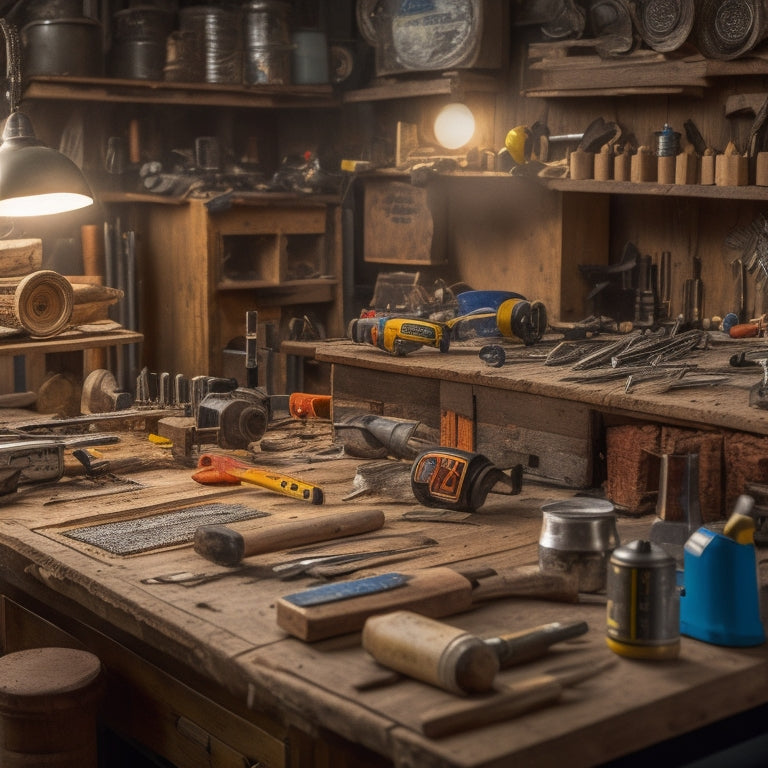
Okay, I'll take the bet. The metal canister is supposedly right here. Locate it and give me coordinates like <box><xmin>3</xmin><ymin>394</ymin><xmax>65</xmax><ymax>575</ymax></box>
<box><xmin>538</xmin><ymin>498</ymin><xmax>619</xmax><ymax>593</ymax></box>
<box><xmin>606</xmin><ymin>540</ymin><xmax>680</xmax><ymax>660</ymax></box>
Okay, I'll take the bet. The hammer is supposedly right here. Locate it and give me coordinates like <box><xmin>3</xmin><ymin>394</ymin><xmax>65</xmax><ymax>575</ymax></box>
<box><xmin>361</xmin><ymin>611</ymin><xmax>589</xmax><ymax>695</ymax></box>
<box><xmin>193</xmin><ymin>508</ymin><xmax>386</xmax><ymax>567</ymax></box>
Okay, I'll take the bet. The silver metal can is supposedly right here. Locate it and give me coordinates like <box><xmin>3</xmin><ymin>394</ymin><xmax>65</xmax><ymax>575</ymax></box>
<box><xmin>606</xmin><ymin>539</ymin><xmax>680</xmax><ymax>659</ymax></box>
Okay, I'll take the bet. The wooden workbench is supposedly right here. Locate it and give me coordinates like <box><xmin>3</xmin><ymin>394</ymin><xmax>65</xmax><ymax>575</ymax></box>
<box><xmin>0</xmin><ymin>415</ymin><xmax>767</xmax><ymax>767</ymax></box>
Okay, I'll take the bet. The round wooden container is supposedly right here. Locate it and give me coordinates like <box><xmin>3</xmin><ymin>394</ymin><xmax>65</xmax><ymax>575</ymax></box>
<box><xmin>0</xmin><ymin>648</ymin><xmax>103</xmax><ymax>767</ymax></box>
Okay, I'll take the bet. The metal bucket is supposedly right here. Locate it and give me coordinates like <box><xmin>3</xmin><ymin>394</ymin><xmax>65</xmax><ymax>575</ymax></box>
<box><xmin>180</xmin><ymin>5</ymin><xmax>243</xmax><ymax>84</ymax></box>
<box><xmin>21</xmin><ymin>17</ymin><xmax>103</xmax><ymax>77</ymax></box>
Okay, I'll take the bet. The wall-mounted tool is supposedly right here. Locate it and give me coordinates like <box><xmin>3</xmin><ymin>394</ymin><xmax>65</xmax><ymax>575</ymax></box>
<box><xmin>193</xmin><ymin>508</ymin><xmax>385</xmax><ymax>567</ymax></box>
<box><xmin>348</xmin><ymin>315</ymin><xmax>449</xmax><ymax>356</ymax></box>
<box><xmin>192</xmin><ymin>453</ymin><xmax>324</xmax><ymax>504</ymax></box>
<box><xmin>410</xmin><ymin>448</ymin><xmax>523</xmax><ymax>513</ymax></box>
<box><xmin>276</xmin><ymin>565</ymin><xmax>579</xmax><ymax>641</ymax></box>
<box><xmin>682</xmin><ymin>256</ymin><xmax>703</xmax><ymax>327</ymax></box>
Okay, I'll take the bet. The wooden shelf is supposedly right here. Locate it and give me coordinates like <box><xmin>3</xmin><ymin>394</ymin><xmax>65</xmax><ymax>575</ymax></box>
<box><xmin>356</xmin><ymin>168</ymin><xmax>768</xmax><ymax>202</ymax></box>
<box><xmin>23</xmin><ymin>76</ymin><xmax>340</xmax><ymax>109</ymax></box>
<box><xmin>0</xmin><ymin>329</ymin><xmax>142</xmax><ymax>356</ymax></box>
<box><xmin>523</xmin><ymin>40</ymin><xmax>768</xmax><ymax>97</ymax></box>
<box><xmin>342</xmin><ymin>70</ymin><xmax>501</xmax><ymax>103</ymax></box>
<box><xmin>539</xmin><ymin>178</ymin><xmax>768</xmax><ymax>200</ymax></box>
<box><xmin>217</xmin><ymin>278</ymin><xmax>337</xmax><ymax>305</ymax></box>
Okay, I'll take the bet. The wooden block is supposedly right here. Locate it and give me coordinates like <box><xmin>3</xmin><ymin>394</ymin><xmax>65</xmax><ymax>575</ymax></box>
<box><xmin>594</xmin><ymin>148</ymin><xmax>613</xmax><ymax>181</ymax></box>
<box><xmin>276</xmin><ymin>567</ymin><xmax>474</xmax><ymax>641</ymax></box>
<box><xmin>630</xmin><ymin>149</ymin><xmax>656</xmax><ymax>183</ymax></box>
<box><xmin>700</xmin><ymin>153</ymin><xmax>715</xmax><ymax>185</ymax></box>
<box><xmin>715</xmin><ymin>154</ymin><xmax>748</xmax><ymax>186</ymax></box>
<box><xmin>659</xmin><ymin>427</ymin><xmax>724</xmax><ymax>522</ymax></box>
<box><xmin>657</xmin><ymin>155</ymin><xmax>675</xmax><ymax>184</ymax></box>
<box><xmin>603</xmin><ymin>423</ymin><xmax>660</xmax><ymax>515</ymax></box>
<box><xmin>757</xmin><ymin>152</ymin><xmax>768</xmax><ymax>186</ymax></box>
<box><xmin>675</xmin><ymin>152</ymin><xmax>698</xmax><ymax>185</ymax></box>
<box><xmin>0</xmin><ymin>239</ymin><xmax>42</xmax><ymax>277</ymax></box>
<box><xmin>613</xmin><ymin>150</ymin><xmax>631</xmax><ymax>181</ymax></box>
<box><xmin>362</xmin><ymin>179</ymin><xmax>446</xmax><ymax>265</ymax></box>
<box><xmin>569</xmin><ymin>149</ymin><xmax>594</xmax><ymax>180</ymax></box>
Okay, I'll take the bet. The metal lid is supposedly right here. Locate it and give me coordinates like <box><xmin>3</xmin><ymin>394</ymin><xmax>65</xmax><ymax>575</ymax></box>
<box><xmin>635</xmin><ymin>0</ymin><xmax>695</xmax><ymax>53</ymax></box>
<box><xmin>693</xmin><ymin>0</ymin><xmax>767</xmax><ymax>60</ymax></box>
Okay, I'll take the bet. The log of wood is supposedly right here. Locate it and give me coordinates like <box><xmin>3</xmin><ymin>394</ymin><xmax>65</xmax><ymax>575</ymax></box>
<box><xmin>70</xmin><ymin>282</ymin><xmax>124</xmax><ymax>324</ymax></box>
<box><xmin>0</xmin><ymin>270</ymin><xmax>73</xmax><ymax>337</ymax></box>
<box><xmin>0</xmin><ymin>239</ymin><xmax>42</xmax><ymax>277</ymax></box>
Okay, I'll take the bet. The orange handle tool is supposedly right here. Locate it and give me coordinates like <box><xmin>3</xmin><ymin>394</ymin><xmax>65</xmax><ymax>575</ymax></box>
<box><xmin>194</xmin><ymin>453</ymin><xmax>324</xmax><ymax>504</ymax></box>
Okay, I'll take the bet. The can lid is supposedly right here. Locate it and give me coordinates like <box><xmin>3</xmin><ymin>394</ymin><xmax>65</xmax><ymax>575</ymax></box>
<box><xmin>612</xmin><ymin>539</ymin><xmax>675</xmax><ymax>566</ymax></box>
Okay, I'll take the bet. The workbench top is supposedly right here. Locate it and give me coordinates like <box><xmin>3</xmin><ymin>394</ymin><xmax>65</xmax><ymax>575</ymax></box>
<box><xmin>0</xmin><ymin>423</ymin><xmax>767</xmax><ymax>767</ymax></box>
<box><xmin>315</xmin><ymin>334</ymin><xmax>768</xmax><ymax>437</ymax></box>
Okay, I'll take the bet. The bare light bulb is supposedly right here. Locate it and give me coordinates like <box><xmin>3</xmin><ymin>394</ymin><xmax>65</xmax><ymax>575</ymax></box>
<box><xmin>433</xmin><ymin>103</ymin><xmax>475</xmax><ymax>150</ymax></box>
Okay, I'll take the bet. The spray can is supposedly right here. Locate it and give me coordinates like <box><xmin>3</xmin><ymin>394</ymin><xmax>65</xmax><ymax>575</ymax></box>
<box><xmin>606</xmin><ymin>540</ymin><xmax>680</xmax><ymax>660</ymax></box>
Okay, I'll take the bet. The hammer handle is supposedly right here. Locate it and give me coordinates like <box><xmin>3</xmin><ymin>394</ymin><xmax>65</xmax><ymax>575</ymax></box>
<box><xmin>420</xmin><ymin>675</ymin><xmax>563</xmax><ymax>738</ymax></box>
<box><xmin>194</xmin><ymin>508</ymin><xmax>386</xmax><ymax>566</ymax></box>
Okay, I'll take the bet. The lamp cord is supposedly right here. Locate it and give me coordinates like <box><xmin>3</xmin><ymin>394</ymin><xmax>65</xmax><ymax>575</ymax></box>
<box><xmin>0</xmin><ymin>19</ymin><xmax>21</xmax><ymax>114</ymax></box>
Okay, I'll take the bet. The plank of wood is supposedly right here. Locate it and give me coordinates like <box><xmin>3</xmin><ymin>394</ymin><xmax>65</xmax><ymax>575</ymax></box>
<box><xmin>276</xmin><ymin>567</ymin><xmax>473</xmax><ymax>642</ymax></box>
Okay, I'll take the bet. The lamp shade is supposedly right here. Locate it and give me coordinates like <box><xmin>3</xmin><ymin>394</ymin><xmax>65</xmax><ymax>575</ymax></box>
<box><xmin>0</xmin><ymin>111</ymin><xmax>93</xmax><ymax>217</ymax></box>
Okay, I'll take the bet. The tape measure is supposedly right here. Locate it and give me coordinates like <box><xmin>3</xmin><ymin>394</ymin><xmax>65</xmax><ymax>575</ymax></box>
<box><xmin>410</xmin><ymin>448</ymin><xmax>523</xmax><ymax>513</ymax></box>
<box><xmin>496</xmin><ymin>299</ymin><xmax>548</xmax><ymax>345</ymax></box>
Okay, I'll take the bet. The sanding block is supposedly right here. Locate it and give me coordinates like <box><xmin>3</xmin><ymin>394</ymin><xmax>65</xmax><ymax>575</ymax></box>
<box><xmin>276</xmin><ymin>565</ymin><xmax>579</xmax><ymax>641</ymax></box>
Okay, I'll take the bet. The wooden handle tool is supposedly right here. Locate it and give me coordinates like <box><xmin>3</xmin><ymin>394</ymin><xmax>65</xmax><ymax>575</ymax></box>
<box><xmin>194</xmin><ymin>453</ymin><xmax>324</xmax><ymax>504</ymax></box>
<box><xmin>194</xmin><ymin>508</ymin><xmax>386</xmax><ymax>567</ymax></box>
<box><xmin>419</xmin><ymin>656</ymin><xmax>615</xmax><ymax>738</ymax></box>
<box><xmin>276</xmin><ymin>565</ymin><xmax>580</xmax><ymax>641</ymax></box>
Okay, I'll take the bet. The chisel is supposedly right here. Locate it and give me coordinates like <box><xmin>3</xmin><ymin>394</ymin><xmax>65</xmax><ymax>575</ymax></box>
<box><xmin>193</xmin><ymin>508</ymin><xmax>386</xmax><ymax>566</ymax></box>
<box><xmin>193</xmin><ymin>453</ymin><xmax>324</xmax><ymax>504</ymax></box>
<box><xmin>419</xmin><ymin>656</ymin><xmax>616</xmax><ymax>738</ymax></box>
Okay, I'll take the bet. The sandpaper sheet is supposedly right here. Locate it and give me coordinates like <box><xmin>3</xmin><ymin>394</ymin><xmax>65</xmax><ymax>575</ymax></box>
<box><xmin>64</xmin><ymin>502</ymin><xmax>268</xmax><ymax>555</ymax></box>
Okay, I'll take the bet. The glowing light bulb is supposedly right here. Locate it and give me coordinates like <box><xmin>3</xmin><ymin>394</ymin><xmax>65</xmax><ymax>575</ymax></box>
<box><xmin>433</xmin><ymin>103</ymin><xmax>475</xmax><ymax>150</ymax></box>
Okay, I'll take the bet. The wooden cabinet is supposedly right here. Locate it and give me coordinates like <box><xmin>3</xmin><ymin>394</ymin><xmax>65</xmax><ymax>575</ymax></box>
<box><xmin>139</xmin><ymin>196</ymin><xmax>343</xmax><ymax>388</ymax></box>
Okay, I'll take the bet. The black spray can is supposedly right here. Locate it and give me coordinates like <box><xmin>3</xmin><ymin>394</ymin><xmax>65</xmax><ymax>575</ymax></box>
<box><xmin>606</xmin><ymin>540</ymin><xmax>680</xmax><ymax>659</ymax></box>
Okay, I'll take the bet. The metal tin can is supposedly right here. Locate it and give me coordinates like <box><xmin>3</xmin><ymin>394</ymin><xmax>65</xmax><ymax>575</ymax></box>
<box><xmin>539</xmin><ymin>498</ymin><xmax>619</xmax><ymax>593</ymax></box>
<box><xmin>606</xmin><ymin>539</ymin><xmax>680</xmax><ymax>659</ymax></box>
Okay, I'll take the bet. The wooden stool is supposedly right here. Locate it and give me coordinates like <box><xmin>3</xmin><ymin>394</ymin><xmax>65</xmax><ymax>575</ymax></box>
<box><xmin>0</xmin><ymin>647</ymin><xmax>103</xmax><ymax>767</ymax></box>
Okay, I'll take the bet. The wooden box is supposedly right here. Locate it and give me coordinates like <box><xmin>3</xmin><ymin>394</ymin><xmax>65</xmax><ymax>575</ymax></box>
<box><xmin>363</xmin><ymin>179</ymin><xmax>447</xmax><ymax>265</ymax></box>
